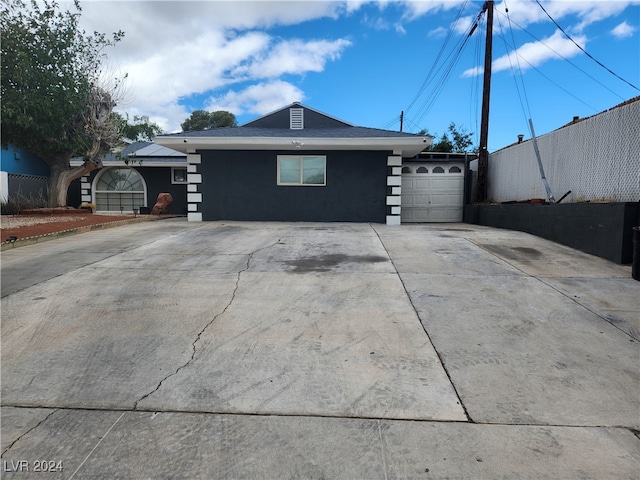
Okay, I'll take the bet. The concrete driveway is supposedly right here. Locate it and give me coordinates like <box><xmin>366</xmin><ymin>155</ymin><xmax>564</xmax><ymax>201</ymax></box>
<box><xmin>1</xmin><ymin>219</ymin><xmax>638</xmax><ymax>478</ymax></box>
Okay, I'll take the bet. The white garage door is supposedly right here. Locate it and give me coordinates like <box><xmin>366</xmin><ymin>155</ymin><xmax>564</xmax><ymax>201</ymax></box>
<box><xmin>401</xmin><ymin>163</ymin><xmax>464</xmax><ymax>223</ymax></box>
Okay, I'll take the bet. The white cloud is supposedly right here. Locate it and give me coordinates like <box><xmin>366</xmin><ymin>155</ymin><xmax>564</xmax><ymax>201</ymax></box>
<box><xmin>612</xmin><ymin>21</ymin><xmax>637</xmax><ymax>39</ymax></box>
<box><xmin>428</xmin><ymin>26</ymin><xmax>448</xmax><ymax>38</ymax></box>
<box><xmin>444</xmin><ymin>0</ymin><xmax>639</xmax><ymax>42</ymax></box>
<box><xmin>462</xmin><ymin>29</ymin><xmax>587</xmax><ymax>77</ymax></box>
<box><xmin>205</xmin><ymin>80</ymin><xmax>305</xmax><ymax>117</ymax></box>
<box><xmin>236</xmin><ymin>38</ymin><xmax>352</xmax><ymax>78</ymax></box>
<box><xmin>400</xmin><ymin>0</ymin><xmax>468</xmax><ymax>22</ymax></box>
<box><xmin>73</xmin><ymin>1</ymin><xmax>352</xmax><ymax>132</ymax></box>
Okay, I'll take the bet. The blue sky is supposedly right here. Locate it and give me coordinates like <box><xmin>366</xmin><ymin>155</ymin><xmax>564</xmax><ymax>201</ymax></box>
<box><xmin>77</xmin><ymin>1</ymin><xmax>640</xmax><ymax>151</ymax></box>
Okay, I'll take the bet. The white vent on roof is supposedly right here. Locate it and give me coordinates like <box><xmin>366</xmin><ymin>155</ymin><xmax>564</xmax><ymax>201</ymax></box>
<box><xmin>290</xmin><ymin>108</ymin><xmax>304</xmax><ymax>130</ymax></box>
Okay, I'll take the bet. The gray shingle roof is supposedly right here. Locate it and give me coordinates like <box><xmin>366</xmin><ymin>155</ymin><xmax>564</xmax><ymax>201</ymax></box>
<box><xmin>161</xmin><ymin>126</ymin><xmax>421</xmax><ymax>139</ymax></box>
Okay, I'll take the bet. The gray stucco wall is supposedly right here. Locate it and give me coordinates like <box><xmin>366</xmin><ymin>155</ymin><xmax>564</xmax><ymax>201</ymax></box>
<box><xmin>198</xmin><ymin>150</ymin><xmax>389</xmax><ymax>222</ymax></box>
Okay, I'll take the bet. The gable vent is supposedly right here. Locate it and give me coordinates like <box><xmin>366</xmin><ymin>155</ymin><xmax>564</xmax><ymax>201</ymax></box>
<box><xmin>290</xmin><ymin>108</ymin><xmax>304</xmax><ymax>130</ymax></box>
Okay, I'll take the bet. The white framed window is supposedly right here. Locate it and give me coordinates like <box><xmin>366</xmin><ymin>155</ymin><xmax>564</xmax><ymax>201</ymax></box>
<box><xmin>94</xmin><ymin>167</ymin><xmax>146</xmax><ymax>212</ymax></box>
<box><xmin>277</xmin><ymin>155</ymin><xmax>326</xmax><ymax>186</ymax></box>
<box><xmin>172</xmin><ymin>167</ymin><xmax>187</xmax><ymax>184</ymax></box>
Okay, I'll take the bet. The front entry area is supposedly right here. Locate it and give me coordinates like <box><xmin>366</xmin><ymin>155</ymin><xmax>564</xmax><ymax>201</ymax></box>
<box><xmin>401</xmin><ymin>163</ymin><xmax>464</xmax><ymax>222</ymax></box>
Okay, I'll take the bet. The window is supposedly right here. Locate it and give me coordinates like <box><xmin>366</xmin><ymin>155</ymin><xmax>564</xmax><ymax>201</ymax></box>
<box><xmin>172</xmin><ymin>167</ymin><xmax>187</xmax><ymax>184</ymax></box>
<box><xmin>433</xmin><ymin>166</ymin><xmax>445</xmax><ymax>173</ymax></box>
<box><xmin>449</xmin><ymin>166</ymin><xmax>462</xmax><ymax>173</ymax></box>
<box><xmin>278</xmin><ymin>156</ymin><xmax>326</xmax><ymax>186</ymax></box>
<box><xmin>94</xmin><ymin>167</ymin><xmax>146</xmax><ymax>212</ymax></box>
<box><xmin>402</xmin><ymin>166</ymin><xmax>412</xmax><ymax>173</ymax></box>
<box><xmin>416</xmin><ymin>166</ymin><xmax>428</xmax><ymax>173</ymax></box>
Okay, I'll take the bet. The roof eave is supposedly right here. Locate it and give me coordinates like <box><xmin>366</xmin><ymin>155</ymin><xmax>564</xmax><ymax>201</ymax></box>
<box><xmin>154</xmin><ymin>136</ymin><xmax>431</xmax><ymax>157</ymax></box>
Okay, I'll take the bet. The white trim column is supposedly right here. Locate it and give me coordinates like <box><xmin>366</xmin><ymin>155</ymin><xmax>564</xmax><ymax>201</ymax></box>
<box><xmin>186</xmin><ymin>153</ymin><xmax>203</xmax><ymax>222</ymax></box>
<box><xmin>80</xmin><ymin>174</ymin><xmax>92</xmax><ymax>204</ymax></box>
<box><xmin>386</xmin><ymin>152</ymin><xmax>402</xmax><ymax>225</ymax></box>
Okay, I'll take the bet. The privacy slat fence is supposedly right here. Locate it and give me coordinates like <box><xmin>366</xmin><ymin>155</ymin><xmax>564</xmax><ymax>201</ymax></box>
<box><xmin>486</xmin><ymin>97</ymin><xmax>639</xmax><ymax>203</ymax></box>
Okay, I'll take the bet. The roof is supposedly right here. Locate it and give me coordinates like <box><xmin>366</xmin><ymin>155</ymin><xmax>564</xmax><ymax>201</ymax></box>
<box><xmin>160</xmin><ymin>126</ymin><xmax>421</xmax><ymax>139</ymax></box>
<box><xmin>70</xmin><ymin>141</ymin><xmax>186</xmax><ymax>167</ymax></box>
<box><xmin>241</xmin><ymin>102</ymin><xmax>354</xmax><ymax>128</ymax></box>
<box><xmin>155</xmin><ymin>103</ymin><xmax>431</xmax><ymax>157</ymax></box>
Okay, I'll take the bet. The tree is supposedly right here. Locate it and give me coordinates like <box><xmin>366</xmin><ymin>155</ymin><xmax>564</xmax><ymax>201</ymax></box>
<box><xmin>1</xmin><ymin>0</ymin><xmax>125</xmax><ymax>207</ymax></box>
<box><xmin>421</xmin><ymin>123</ymin><xmax>475</xmax><ymax>153</ymax></box>
<box><xmin>181</xmin><ymin>110</ymin><xmax>237</xmax><ymax>131</ymax></box>
<box><xmin>112</xmin><ymin>112</ymin><xmax>163</xmax><ymax>142</ymax></box>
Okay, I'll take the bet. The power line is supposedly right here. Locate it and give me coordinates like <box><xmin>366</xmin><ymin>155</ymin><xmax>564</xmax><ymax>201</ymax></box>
<box><xmin>502</xmin><ymin>3</ymin><xmax>532</xmax><ymax>121</ymax></box>
<box><xmin>405</xmin><ymin>3</ymin><xmax>486</xmax><ymax>130</ymax></box>
<box><xmin>535</xmin><ymin>0</ymin><xmax>640</xmax><ymax>92</ymax></box>
<box><xmin>404</xmin><ymin>0</ymin><xmax>469</xmax><ymax>115</ymax></box>
<box><xmin>494</xmin><ymin>7</ymin><xmax>598</xmax><ymax>114</ymax></box>
<box><xmin>494</xmin><ymin>8</ymin><xmax>626</xmax><ymax>101</ymax></box>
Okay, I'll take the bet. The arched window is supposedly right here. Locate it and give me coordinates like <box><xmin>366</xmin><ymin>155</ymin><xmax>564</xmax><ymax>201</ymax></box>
<box><xmin>94</xmin><ymin>167</ymin><xmax>146</xmax><ymax>212</ymax></box>
<box><xmin>433</xmin><ymin>166</ymin><xmax>445</xmax><ymax>173</ymax></box>
<box><xmin>449</xmin><ymin>166</ymin><xmax>462</xmax><ymax>173</ymax></box>
<box><xmin>416</xmin><ymin>166</ymin><xmax>428</xmax><ymax>173</ymax></box>
<box><xmin>402</xmin><ymin>166</ymin><xmax>412</xmax><ymax>173</ymax></box>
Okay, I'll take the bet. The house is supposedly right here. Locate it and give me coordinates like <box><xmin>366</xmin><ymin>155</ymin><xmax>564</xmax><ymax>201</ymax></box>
<box><xmin>0</xmin><ymin>144</ymin><xmax>50</xmax><ymax>204</ymax></box>
<box><xmin>154</xmin><ymin>102</ymin><xmax>436</xmax><ymax>224</ymax></box>
<box><xmin>69</xmin><ymin>142</ymin><xmax>188</xmax><ymax>214</ymax></box>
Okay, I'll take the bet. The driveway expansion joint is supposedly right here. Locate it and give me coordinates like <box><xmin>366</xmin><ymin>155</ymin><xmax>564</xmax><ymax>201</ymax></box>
<box><xmin>369</xmin><ymin>224</ymin><xmax>473</xmax><ymax>423</ymax></box>
<box><xmin>132</xmin><ymin>238</ymin><xmax>283</xmax><ymax>410</ymax></box>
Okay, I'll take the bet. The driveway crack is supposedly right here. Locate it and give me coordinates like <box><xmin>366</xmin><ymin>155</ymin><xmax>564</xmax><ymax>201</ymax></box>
<box><xmin>1</xmin><ymin>408</ymin><xmax>59</xmax><ymax>457</ymax></box>
<box><xmin>133</xmin><ymin>238</ymin><xmax>282</xmax><ymax>410</ymax></box>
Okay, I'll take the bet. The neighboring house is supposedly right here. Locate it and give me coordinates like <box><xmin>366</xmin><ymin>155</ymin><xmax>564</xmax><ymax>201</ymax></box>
<box><xmin>0</xmin><ymin>144</ymin><xmax>50</xmax><ymax>203</ymax></box>
<box><xmin>69</xmin><ymin>142</ymin><xmax>188</xmax><ymax>214</ymax></box>
<box><xmin>155</xmin><ymin>102</ymin><xmax>433</xmax><ymax>224</ymax></box>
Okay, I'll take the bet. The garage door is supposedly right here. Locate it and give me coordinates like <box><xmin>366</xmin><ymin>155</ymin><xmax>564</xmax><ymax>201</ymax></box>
<box><xmin>401</xmin><ymin>163</ymin><xmax>464</xmax><ymax>223</ymax></box>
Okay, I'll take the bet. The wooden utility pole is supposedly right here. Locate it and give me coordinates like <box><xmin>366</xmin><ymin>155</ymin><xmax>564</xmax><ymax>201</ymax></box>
<box><xmin>477</xmin><ymin>0</ymin><xmax>493</xmax><ymax>203</ymax></box>
<box><xmin>400</xmin><ymin>111</ymin><xmax>404</xmax><ymax>132</ymax></box>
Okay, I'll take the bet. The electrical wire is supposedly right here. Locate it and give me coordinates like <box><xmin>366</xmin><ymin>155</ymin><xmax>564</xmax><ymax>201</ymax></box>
<box><xmin>535</xmin><ymin>0</ymin><xmax>640</xmax><ymax>92</ymax></box>
<box><xmin>494</xmin><ymin>2</ymin><xmax>532</xmax><ymax>134</ymax></box>
<box><xmin>494</xmin><ymin>8</ymin><xmax>626</xmax><ymax>101</ymax></box>
<box><xmin>469</xmin><ymin>12</ymin><xmax>483</xmax><ymax>148</ymax></box>
<box><xmin>404</xmin><ymin>0</ymin><xmax>469</xmax><ymax>115</ymax></box>
<box><xmin>406</xmin><ymin>3</ymin><xmax>486</xmax><ymax>130</ymax></box>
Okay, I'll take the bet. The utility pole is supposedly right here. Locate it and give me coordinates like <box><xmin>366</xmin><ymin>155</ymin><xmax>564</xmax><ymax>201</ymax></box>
<box><xmin>400</xmin><ymin>111</ymin><xmax>404</xmax><ymax>132</ymax></box>
<box><xmin>477</xmin><ymin>0</ymin><xmax>493</xmax><ymax>203</ymax></box>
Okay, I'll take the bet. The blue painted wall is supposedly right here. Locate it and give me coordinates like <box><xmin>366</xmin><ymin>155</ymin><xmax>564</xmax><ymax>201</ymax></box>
<box><xmin>1</xmin><ymin>145</ymin><xmax>50</xmax><ymax>176</ymax></box>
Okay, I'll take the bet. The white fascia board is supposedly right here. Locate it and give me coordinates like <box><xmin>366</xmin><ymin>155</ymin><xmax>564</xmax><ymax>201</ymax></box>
<box><xmin>155</xmin><ymin>136</ymin><xmax>430</xmax><ymax>157</ymax></box>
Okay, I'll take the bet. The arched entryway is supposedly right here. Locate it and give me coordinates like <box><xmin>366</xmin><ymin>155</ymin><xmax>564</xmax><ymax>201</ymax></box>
<box><xmin>93</xmin><ymin>167</ymin><xmax>147</xmax><ymax>213</ymax></box>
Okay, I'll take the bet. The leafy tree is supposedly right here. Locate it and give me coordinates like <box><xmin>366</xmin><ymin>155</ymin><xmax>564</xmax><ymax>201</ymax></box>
<box><xmin>112</xmin><ymin>112</ymin><xmax>163</xmax><ymax>142</ymax></box>
<box><xmin>181</xmin><ymin>110</ymin><xmax>237</xmax><ymax>131</ymax></box>
<box><xmin>420</xmin><ymin>123</ymin><xmax>475</xmax><ymax>153</ymax></box>
<box><xmin>1</xmin><ymin>0</ymin><xmax>125</xmax><ymax>207</ymax></box>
